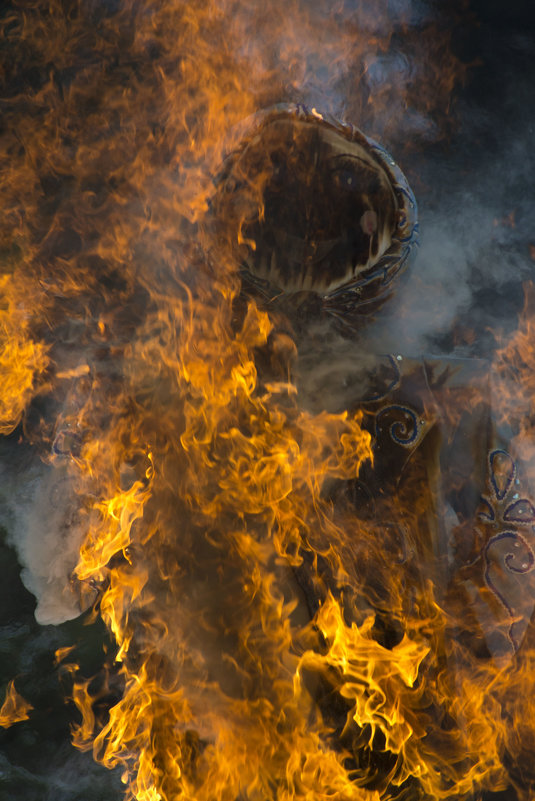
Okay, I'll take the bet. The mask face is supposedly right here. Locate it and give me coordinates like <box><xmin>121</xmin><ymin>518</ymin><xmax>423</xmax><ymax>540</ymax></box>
<box><xmin>210</xmin><ymin>106</ymin><xmax>418</xmax><ymax>319</ymax></box>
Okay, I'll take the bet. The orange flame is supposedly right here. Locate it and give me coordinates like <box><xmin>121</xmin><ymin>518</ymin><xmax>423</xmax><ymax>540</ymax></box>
<box><xmin>0</xmin><ymin>2</ymin><xmax>514</xmax><ymax>801</ymax></box>
<box><xmin>0</xmin><ymin>273</ymin><xmax>49</xmax><ymax>435</ymax></box>
<box><xmin>0</xmin><ymin>680</ymin><xmax>33</xmax><ymax>728</ymax></box>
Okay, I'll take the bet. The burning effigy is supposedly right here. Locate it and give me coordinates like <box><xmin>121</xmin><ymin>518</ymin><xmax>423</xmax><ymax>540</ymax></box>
<box><xmin>1</xmin><ymin>2</ymin><xmax>535</xmax><ymax>801</ymax></box>
<box><xmin>208</xmin><ymin>103</ymin><xmax>418</xmax><ymax>324</ymax></box>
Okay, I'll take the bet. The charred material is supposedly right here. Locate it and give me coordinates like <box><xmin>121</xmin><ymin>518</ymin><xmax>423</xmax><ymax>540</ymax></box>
<box><xmin>209</xmin><ymin>104</ymin><xmax>418</xmax><ymax>328</ymax></box>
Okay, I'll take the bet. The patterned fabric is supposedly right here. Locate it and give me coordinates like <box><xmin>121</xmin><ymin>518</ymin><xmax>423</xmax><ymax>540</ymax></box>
<box><xmin>343</xmin><ymin>354</ymin><xmax>535</xmax><ymax>664</ymax></box>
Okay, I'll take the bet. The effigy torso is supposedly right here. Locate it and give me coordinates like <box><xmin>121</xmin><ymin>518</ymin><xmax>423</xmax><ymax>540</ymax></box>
<box><xmin>210</xmin><ymin>102</ymin><xmax>535</xmax><ymax>688</ymax></box>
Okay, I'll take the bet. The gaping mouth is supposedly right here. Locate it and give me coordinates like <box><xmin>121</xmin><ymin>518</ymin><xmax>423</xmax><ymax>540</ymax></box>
<box><xmin>210</xmin><ymin>104</ymin><xmax>418</xmax><ymax>313</ymax></box>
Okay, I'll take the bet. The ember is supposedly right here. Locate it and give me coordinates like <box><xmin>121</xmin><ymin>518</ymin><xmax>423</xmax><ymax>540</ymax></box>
<box><xmin>1</xmin><ymin>2</ymin><xmax>535</xmax><ymax>801</ymax></box>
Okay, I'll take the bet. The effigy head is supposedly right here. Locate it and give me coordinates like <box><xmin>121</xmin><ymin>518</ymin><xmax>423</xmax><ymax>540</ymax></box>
<box><xmin>209</xmin><ymin>103</ymin><xmax>418</xmax><ymax>323</ymax></box>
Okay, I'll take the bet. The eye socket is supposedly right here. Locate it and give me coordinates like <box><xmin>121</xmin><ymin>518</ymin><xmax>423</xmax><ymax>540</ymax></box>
<box><xmin>269</xmin><ymin>151</ymin><xmax>288</xmax><ymax>185</ymax></box>
<box><xmin>332</xmin><ymin>166</ymin><xmax>360</xmax><ymax>191</ymax></box>
<box><xmin>329</xmin><ymin>155</ymin><xmax>383</xmax><ymax>197</ymax></box>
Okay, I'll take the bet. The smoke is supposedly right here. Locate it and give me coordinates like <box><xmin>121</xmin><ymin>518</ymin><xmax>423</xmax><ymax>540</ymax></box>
<box><xmin>1</xmin><ymin>0</ymin><xmax>535</xmax><ymax>798</ymax></box>
<box><xmin>0</xmin><ymin>745</ymin><xmax>123</xmax><ymax>801</ymax></box>
<box><xmin>0</xmin><ymin>446</ymin><xmax>85</xmax><ymax>625</ymax></box>
<box><xmin>0</xmin><ymin>0</ymin><xmax>531</xmax><ymax>632</ymax></box>
<box><xmin>363</xmin><ymin>154</ymin><xmax>534</xmax><ymax>359</ymax></box>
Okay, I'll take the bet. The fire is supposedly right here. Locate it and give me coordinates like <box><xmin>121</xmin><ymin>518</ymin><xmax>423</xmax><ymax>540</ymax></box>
<box><xmin>0</xmin><ymin>680</ymin><xmax>33</xmax><ymax>729</ymax></box>
<box><xmin>65</xmin><ymin>289</ymin><xmax>374</xmax><ymax>800</ymax></box>
<box><xmin>1</xmin><ymin>1</ymin><xmax>531</xmax><ymax>801</ymax></box>
<box><xmin>0</xmin><ymin>273</ymin><xmax>49</xmax><ymax>436</ymax></box>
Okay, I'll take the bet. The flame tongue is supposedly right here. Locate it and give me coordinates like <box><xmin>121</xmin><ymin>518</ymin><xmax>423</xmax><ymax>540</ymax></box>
<box><xmin>69</xmin><ymin>283</ymin><xmax>381</xmax><ymax>801</ymax></box>
<box><xmin>0</xmin><ymin>680</ymin><xmax>33</xmax><ymax>729</ymax></box>
<box><xmin>0</xmin><ymin>2</ymin><xmax>531</xmax><ymax>801</ymax></box>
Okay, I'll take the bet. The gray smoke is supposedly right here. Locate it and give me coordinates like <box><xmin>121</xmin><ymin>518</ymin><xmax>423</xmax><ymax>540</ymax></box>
<box><xmin>0</xmin><ymin>442</ymin><xmax>85</xmax><ymax>625</ymax></box>
<box><xmin>3</xmin><ymin>0</ymin><xmax>535</xmax><ymax>624</ymax></box>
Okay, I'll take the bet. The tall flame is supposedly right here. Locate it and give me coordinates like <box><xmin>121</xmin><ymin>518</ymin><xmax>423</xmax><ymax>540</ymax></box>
<box><xmin>3</xmin><ymin>2</ymin><xmax>528</xmax><ymax>801</ymax></box>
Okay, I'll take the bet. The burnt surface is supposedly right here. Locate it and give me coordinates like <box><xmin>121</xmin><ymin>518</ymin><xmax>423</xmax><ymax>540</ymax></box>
<box><xmin>213</xmin><ymin>116</ymin><xmax>398</xmax><ymax>294</ymax></box>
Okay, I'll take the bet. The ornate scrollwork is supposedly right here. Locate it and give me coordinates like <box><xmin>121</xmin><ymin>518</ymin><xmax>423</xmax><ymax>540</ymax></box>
<box><xmin>477</xmin><ymin>448</ymin><xmax>535</xmax><ymax>652</ymax></box>
<box><xmin>488</xmin><ymin>449</ymin><xmax>516</xmax><ymax>501</ymax></box>
<box><xmin>375</xmin><ymin>404</ymin><xmax>422</xmax><ymax>448</ymax></box>
<box><xmin>503</xmin><ymin>498</ymin><xmax>535</xmax><ymax>524</ymax></box>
